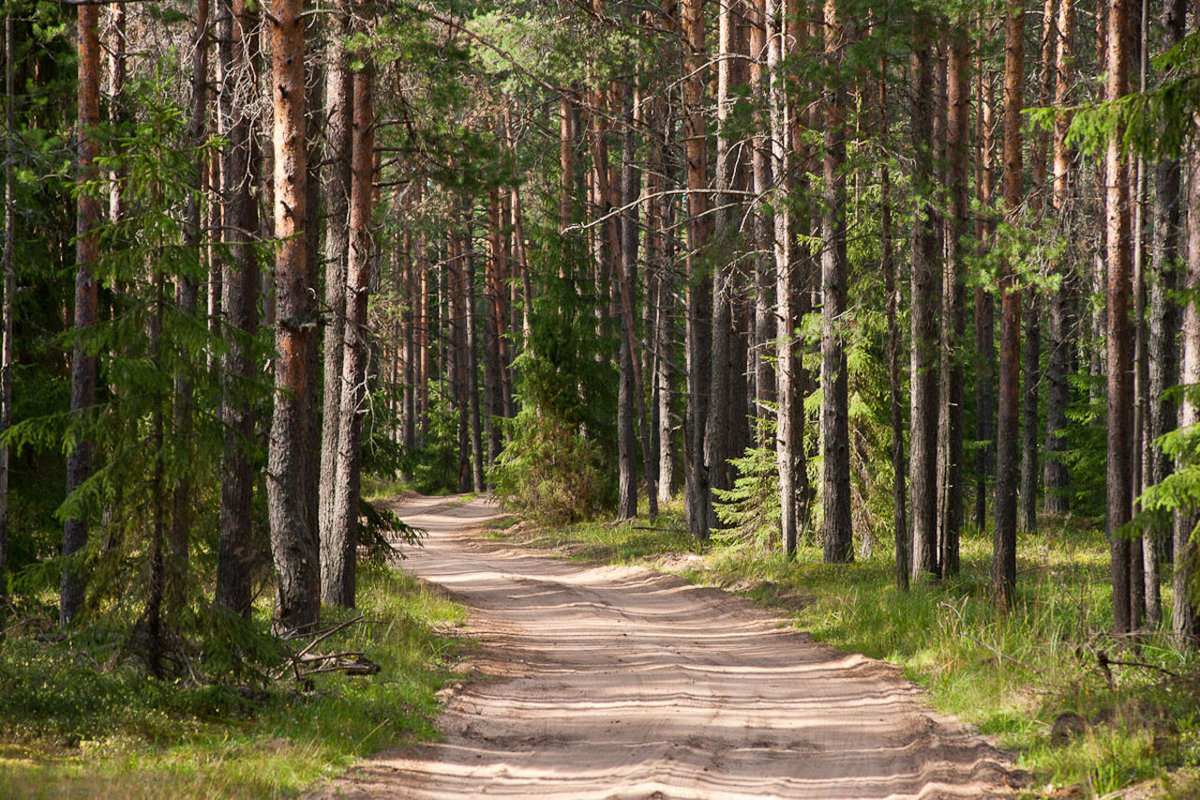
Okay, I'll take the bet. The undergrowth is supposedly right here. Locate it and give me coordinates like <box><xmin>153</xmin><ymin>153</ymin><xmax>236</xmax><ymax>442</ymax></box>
<box><xmin>0</xmin><ymin>564</ymin><xmax>465</xmax><ymax>799</ymax></box>
<box><xmin>490</xmin><ymin>502</ymin><xmax>1200</xmax><ymax>798</ymax></box>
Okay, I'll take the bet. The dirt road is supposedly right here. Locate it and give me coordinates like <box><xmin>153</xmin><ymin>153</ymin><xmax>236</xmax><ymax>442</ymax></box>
<box><xmin>309</xmin><ymin>495</ymin><xmax>1018</xmax><ymax>799</ymax></box>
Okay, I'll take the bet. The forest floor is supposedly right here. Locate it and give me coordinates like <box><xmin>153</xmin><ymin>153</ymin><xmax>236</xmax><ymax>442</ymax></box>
<box><xmin>308</xmin><ymin>494</ymin><xmax>1020</xmax><ymax>799</ymax></box>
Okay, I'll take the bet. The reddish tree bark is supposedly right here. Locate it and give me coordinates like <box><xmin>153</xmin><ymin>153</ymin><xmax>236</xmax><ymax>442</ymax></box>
<box><xmin>1105</xmin><ymin>0</ymin><xmax>1136</xmax><ymax>635</ymax></box>
<box><xmin>266</xmin><ymin>0</ymin><xmax>320</xmax><ymax>633</ymax></box>
<box><xmin>939</xmin><ymin>17</ymin><xmax>969</xmax><ymax>578</ymax></box>
<box><xmin>993</xmin><ymin>0</ymin><xmax>1024</xmax><ymax>608</ymax></box>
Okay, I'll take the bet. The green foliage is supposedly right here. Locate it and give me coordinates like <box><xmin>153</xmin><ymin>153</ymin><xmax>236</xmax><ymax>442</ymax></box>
<box><xmin>712</xmin><ymin>418</ymin><xmax>781</xmax><ymax>552</ymax></box>
<box><xmin>3</xmin><ymin>70</ymin><xmax>275</xmax><ymax>673</ymax></box>
<box><xmin>489</xmin><ymin>410</ymin><xmax>608</xmax><ymax>526</ymax></box>
<box><xmin>0</xmin><ymin>565</ymin><xmax>464</xmax><ymax>799</ymax></box>
<box><xmin>496</xmin><ymin>513</ymin><xmax>1200</xmax><ymax>797</ymax></box>
<box><xmin>408</xmin><ymin>389</ymin><xmax>463</xmax><ymax>494</ymax></box>
<box><xmin>1060</xmin><ymin>372</ymin><xmax>1109</xmax><ymax>518</ymax></box>
<box><xmin>1026</xmin><ymin>29</ymin><xmax>1200</xmax><ymax>163</ymax></box>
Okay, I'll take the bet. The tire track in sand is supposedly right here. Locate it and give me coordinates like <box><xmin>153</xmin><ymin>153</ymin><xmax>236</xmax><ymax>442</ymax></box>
<box><xmin>307</xmin><ymin>494</ymin><xmax>1020</xmax><ymax>800</ymax></box>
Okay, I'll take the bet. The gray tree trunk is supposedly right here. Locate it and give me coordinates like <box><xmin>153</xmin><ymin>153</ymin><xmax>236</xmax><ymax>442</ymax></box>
<box><xmin>62</xmin><ymin>5</ymin><xmax>100</xmax><ymax>625</ymax></box>
<box><xmin>215</xmin><ymin>0</ymin><xmax>261</xmax><ymax>617</ymax></box>
<box><xmin>909</xmin><ymin>25</ymin><xmax>939</xmax><ymax>580</ymax></box>
<box><xmin>319</xmin><ymin>3</ymin><xmax>353</xmax><ymax>564</ymax></box>
<box><xmin>821</xmin><ymin>0</ymin><xmax>851</xmax><ymax>564</ymax></box>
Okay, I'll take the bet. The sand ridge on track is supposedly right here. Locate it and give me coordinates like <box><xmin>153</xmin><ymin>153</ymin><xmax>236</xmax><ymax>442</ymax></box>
<box><xmin>306</xmin><ymin>494</ymin><xmax>1020</xmax><ymax>800</ymax></box>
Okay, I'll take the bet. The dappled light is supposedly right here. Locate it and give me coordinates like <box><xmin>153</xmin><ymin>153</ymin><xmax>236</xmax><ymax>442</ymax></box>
<box><xmin>310</xmin><ymin>496</ymin><xmax>1016</xmax><ymax>799</ymax></box>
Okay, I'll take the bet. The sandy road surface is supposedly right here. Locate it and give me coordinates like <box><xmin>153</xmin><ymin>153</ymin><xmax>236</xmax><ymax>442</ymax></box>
<box><xmin>308</xmin><ymin>495</ymin><xmax>1018</xmax><ymax>800</ymax></box>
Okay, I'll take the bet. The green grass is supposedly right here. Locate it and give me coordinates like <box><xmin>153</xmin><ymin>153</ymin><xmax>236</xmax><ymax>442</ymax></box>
<box><xmin>489</xmin><ymin>501</ymin><xmax>1200</xmax><ymax>798</ymax></box>
<box><xmin>0</xmin><ymin>564</ymin><xmax>466</xmax><ymax>799</ymax></box>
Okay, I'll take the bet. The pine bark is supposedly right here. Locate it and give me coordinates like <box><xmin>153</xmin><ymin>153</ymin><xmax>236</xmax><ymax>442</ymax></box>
<box><xmin>1145</xmin><ymin>0</ymin><xmax>1187</xmax><ymax>629</ymax></box>
<box><xmin>767</xmin><ymin>0</ymin><xmax>796</xmax><ymax>555</ymax></box>
<box><xmin>215</xmin><ymin>0</ymin><xmax>261</xmax><ymax>617</ymax></box>
<box><xmin>654</xmin><ymin>117</ymin><xmax>678</xmax><ymax>503</ymax></box>
<box><xmin>881</xmin><ymin>57</ymin><xmax>906</xmax><ymax>590</ymax></box>
<box><xmin>62</xmin><ymin>4</ymin><xmax>100</xmax><ymax>626</ymax></box>
<box><xmin>1020</xmin><ymin>0</ymin><xmax>1056</xmax><ymax>534</ymax></box>
<box><xmin>683</xmin><ymin>0</ymin><xmax>712</xmax><ymax>539</ymax></box>
<box><xmin>267</xmin><ymin>0</ymin><xmax>320</xmax><ymax>633</ymax></box>
<box><xmin>1</xmin><ymin>11</ymin><xmax>15</xmax><ymax>591</ymax></box>
<box><xmin>171</xmin><ymin>0</ymin><xmax>210</xmax><ymax>574</ymax></box>
<box><xmin>617</xmin><ymin>90</ymin><xmax>639</xmax><ymax>520</ymax></box>
<box><xmin>1105</xmin><ymin>0</ymin><xmax>1137</xmax><ymax>635</ymax></box>
<box><xmin>325</xmin><ymin>28</ymin><xmax>373</xmax><ymax>607</ymax></box>
<box><xmin>706</xmin><ymin>0</ymin><xmax>736</xmax><ymax>528</ymax></box>
<box><xmin>909</xmin><ymin>24</ymin><xmax>939</xmax><ymax>580</ymax></box>
<box><xmin>465</xmin><ymin>209</ymin><xmax>486</xmax><ymax>493</ymax></box>
<box><xmin>1174</xmin><ymin>143</ymin><xmax>1200</xmax><ymax>641</ymax></box>
<box><xmin>1044</xmin><ymin>0</ymin><xmax>1075</xmax><ymax>516</ymax></box>
<box><xmin>939</xmin><ymin>19</ymin><xmax>969</xmax><ymax>578</ymax></box>
<box><xmin>484</xmin><ymin>189</ymin><xmax>504</xmax><ymax>467</ymax></box>
<box><xmin>821</xmin><ymin>0</ymin><xmax>851</xmax><ymax>563</ymax></box>
<box><xmin>319</xmin><ymin>1</ymin><xmax>353</xmax><ymax>566</ymax></box>
<box><xmin>975</xmin><ymin>38</ymin><xmax>997</xmax><ymax>534</ymax></box>
<box><xmin>994</xmin><ymin>0</ymin><xmax>1024</xmax><ymax>608</ymax></box>
<box><xmin>749</xmin><ymin>0</ymin><xmax>774</xmax><ymax>421</ymax></box>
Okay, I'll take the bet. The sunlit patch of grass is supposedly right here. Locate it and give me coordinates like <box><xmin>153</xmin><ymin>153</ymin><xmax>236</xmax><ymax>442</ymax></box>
<box><xmin>0</xmin><ymin>564</ymin><xmax>466</xmax><ymax>799</ymax></box>
<box><xmin>488</xmin><ymin>498</ymin><xmax>694</xmax><ymax>563</ymax></box>
<box><xmin>494</xmin><ymin>505</ymin><xmax>1200</xmax><ymax>796</ymax></box>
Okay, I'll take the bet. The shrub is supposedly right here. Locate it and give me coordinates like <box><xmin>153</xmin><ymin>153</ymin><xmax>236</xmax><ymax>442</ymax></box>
<box><xmin>489</xmin><ymin>411</ymin><xmax>607</xmax><ymax>525</ymax></box>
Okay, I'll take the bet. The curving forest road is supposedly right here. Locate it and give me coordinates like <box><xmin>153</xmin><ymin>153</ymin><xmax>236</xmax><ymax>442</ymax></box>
<box><xmin>307</xmin><ymin>494</ymin><xmax>1019</xmax><ymax>800</ymax></box>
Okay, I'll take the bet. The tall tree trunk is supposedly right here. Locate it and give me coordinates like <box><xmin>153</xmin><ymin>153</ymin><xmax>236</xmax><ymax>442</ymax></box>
<box><xmin>876</xmin><ymin>39</ymin><xmax>906</xmax><ymax>590</ymax></box>
<box><xmin>1129</xmin><ymin>0</ymin><xmax>1150</xmax><ymax>627</ymax></box>
<box><xmin>146</xmin><ymin>260</ymin><xmax>166</xmax><ymax>677</ymax></box>
<box><xmin>484</xmin><ymin>189</ymin><xmax>503</xmax><ymax>467</ymax></box>
<box><xmin>1147</xmin><ymin>0</ymin><xmax>1187</xmax><ymax>629</ymax></box>
<box><xmin>821</xmin><ymin>0</ymin><xmax>851</xmax><ymax>563</ymax></box>
<box><xmin>1044</xmin><ymin>0</ymin><xmax>1075</xmax><ymax>516</ymax></box>
<box><xmin>62</xmin><ymin>4</ymin><xmax>100</xmax><ymax>626</ymax></box>
<box><xmin>1020</xmin><ymin>0</ymin><xmax>1057</xmax><ymax>535</ymax></box>
<box><xmin>749</xmin><ymin>0</ymin><xmax>774</xmax><ymax>422</ymax></box>
<box><xmin>453</xmin><ymin>235</ymin><xmax>470</xmax><ymax>492</ymax></box>
<box><xmin>319</xmin><ymin>1</ymin><xmax>352</xmax><ymax>572</ymax></box>
<box><xmin>106</xmin><ymin>5</ymin><xmax>125</xmax><ymax>225</ymax></box>
<box><xmin>1105</xmin><ymin>0</ymin><xmax>1137</xmax><ymax>634</ymax></box>
<box><xmin>683</xmin><ymin>0</ymin><xmax>712</xmax><ymax>539</ymax></box>
<box><xmin>207</xmin><ymin>150</ymin><xmax>223</xmax><ymax>358</ymax></box>
<box><xmin>705</xmin><ymin>0</ymin><xmax>736</xmax><ymax>530</ymax></box>
<box><xmin>1091</xmin><ymin>2</ymin><xmax>1109</xmax><ymax>386</ymax></box>
<box><xmin>975</xmin><ymin>33</ymin><xmax>997</xmax><ymax>534</ymax></box>
<box><xmin>655</xmin><ymin>115</ymin><xmax>678</xmax><ymax>503</ymax></box>
<box><xmin>938</xmin><ymin>17</ymin><xmax>969</xmax><ymax>578</ymax></box>
<box><xmin>1</xmin><ymin>10</ymin><xmax>15</xmax><ymax>593</ymax></box>
<box><xmin>619</xmin><ymin>82</ymin><xmax>657</xmax><ymax>519</ymax></box>
<box><xmin>909</xmin><ymin>23</ymin><xmax>939</xmax><ymax>581</ymax></box>
<box><xmin>768</xmin><ymin>0</ymin><xmax>796</xmax><ymax>555</ymax></box>
<box><xmin>465</xmin><ymin>205</ymin><xmax>486</xmax><ymax>492</ymax></box>
<box><xmin>325</xmin><ymin>28</ymin><xmax>373</xmax><ymax>607</ymax></box>
<box><xmin>171</xmin><ymin>0</ymin><xmax>210</xmax><ymax>586</ymax></box>
<box><xmin>1174</xmin><ymin>142</ymin><xmax>1200</xmax><ymax>642</ymax></box>
<box><xmin>616</xmin><ymin>88</ymin><xmax>639</xmax><ymax>520</ymax></box>
<box><xmin>215</xmin><ymin>0</ymin><xmax>261</xmax><ymax>618</ymax></box>
<box><xmin>267</xmin><ymin>0</ymin><xmax>320</xmax><ymax>633</ymax></box>
<box><xmin>994</xmin><ymin>0</ymin><xmax>1025</xmax><ymax>608</ymax></box>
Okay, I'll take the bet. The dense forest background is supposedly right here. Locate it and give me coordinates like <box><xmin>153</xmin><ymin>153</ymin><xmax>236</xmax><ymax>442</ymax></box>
<box><xmin>3</xmin><ymin>0</ymin><xmax>1200</xmax><ymax>680</ymax></box>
